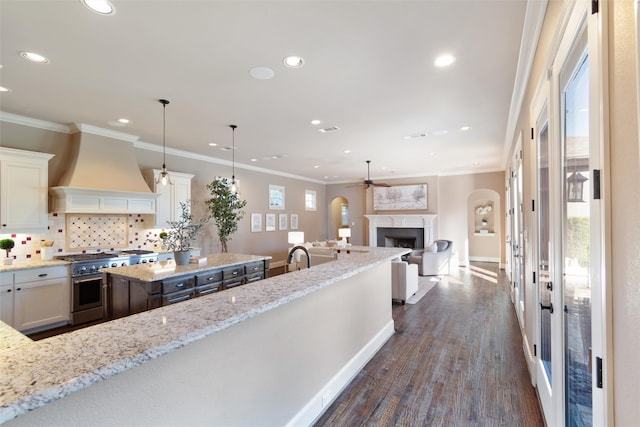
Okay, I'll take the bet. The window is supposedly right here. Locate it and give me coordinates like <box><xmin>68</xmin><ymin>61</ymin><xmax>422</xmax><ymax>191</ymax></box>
<box><xmin>305</xmin><ymin>190</ymin><xmax>316</xmax><ymax>211</ymax></box>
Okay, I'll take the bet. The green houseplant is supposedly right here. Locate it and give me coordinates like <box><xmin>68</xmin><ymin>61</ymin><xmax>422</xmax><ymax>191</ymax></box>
<box><xmin>160</xmin><ymin>201</ymin><xmax>206</xmax><ymax>265</ymax></box>
<box><xmin>1</xmin><ymin>238</ymin><xmax>15</xmax><ymax>265</ymax></box>
<box><xmin>206</xmin><ymin>178</ymin><xmax>247</xmax><ymax>253</ymax></box>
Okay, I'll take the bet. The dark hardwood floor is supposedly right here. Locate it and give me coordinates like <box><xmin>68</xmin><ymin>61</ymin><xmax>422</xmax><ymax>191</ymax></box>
<box><xmin>314</xmin><ymin>262</ymin><xmax>544</xmax><ymax>427</ymax></box>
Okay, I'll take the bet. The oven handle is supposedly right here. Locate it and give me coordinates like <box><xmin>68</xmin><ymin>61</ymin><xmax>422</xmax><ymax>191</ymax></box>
<box><xmin>73</xmin><ymin>275</ymin><xmax>104</xmax><ymax>285</ymax></box>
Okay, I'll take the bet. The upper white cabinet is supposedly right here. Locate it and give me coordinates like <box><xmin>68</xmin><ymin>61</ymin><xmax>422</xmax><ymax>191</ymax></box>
<box><xmin>0</xmin><ymin>147</ymin><xmax>54</xmax><ymax>233</ymax></box>
<box><xmin>144</xmin><ymin>169</ymin><xmax>193</xmax><ymax>228</ymax></box>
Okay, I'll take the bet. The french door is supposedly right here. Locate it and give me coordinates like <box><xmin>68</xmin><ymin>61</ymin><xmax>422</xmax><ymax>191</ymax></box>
<box><xmin>531</xmin><ymin>0</ymin><xmax>606</xmax><ymax>425</ymax></box>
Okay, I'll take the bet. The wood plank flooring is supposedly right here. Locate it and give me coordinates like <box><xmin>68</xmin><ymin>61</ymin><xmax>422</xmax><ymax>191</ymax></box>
<box><xmin>314</xmin><ymin>262</ymin><xmax>544</xmax><ymax>427</ymax></box>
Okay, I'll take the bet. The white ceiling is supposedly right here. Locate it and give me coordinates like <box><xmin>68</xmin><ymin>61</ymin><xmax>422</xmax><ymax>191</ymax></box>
<box><xmin>0</xmin><ymin>0</ymin><xmax>528</xmax><ymax>184</ymax></box>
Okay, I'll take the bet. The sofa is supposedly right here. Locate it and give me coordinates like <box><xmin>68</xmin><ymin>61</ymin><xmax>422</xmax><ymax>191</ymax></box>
<box><xmin>408</xmin><ymin>239</ymin><xmax>453</xmax><ymax>276</ymax></box>
<box><xmin>287</xmin><ymin>241</ymin><xmax>339</xmax><ymax>271</ymax></box>
<box><xmin>391</xmin><ymin>260</ymin><xmax>419</xmax><ymax>304</ymax></box>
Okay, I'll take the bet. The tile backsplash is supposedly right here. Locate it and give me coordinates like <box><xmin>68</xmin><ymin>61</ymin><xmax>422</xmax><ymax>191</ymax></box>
<box><xmin>0</xmin><ymin>213</ymin><xmax>166</xmax><ymax>262</ymax></box>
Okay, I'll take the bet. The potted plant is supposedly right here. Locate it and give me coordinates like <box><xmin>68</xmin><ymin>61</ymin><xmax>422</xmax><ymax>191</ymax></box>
<box><xmin>1</xmin><ymin>238</ymin><xmax>15</xmax><ymax>265</ymax></box>
<box><xmin>159</xmin><ymin>201</ymin><xmax>206</xmax><ymax>265</ymax></box>
<box><xmin>206</xmin><ymin>178</ymin><xmax>247</xmax><ymax>253</ymax></box>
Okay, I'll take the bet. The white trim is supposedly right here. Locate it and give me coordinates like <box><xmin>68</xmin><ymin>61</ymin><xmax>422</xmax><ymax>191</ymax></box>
<box><xmin>468</xmin><ymin>256</ymin><xmax>500</xmax><ymax>263</ymax></box>
<box><xmin>287</xmin><ymin>319</ymin><xmax>395</xmax><ymax>427</ymax></box>
<box><xmin>69</xmin><ymin>123</ymin><xmax>140</xmax><ymax>142</ymax></box>
<box><xmin>0</xmin><ymin>111</ymin><xmax>70</xmax><ymax>134</ymax></box>
<box><xmin>502</xmin><ymin>0</ymin><xmax>549</xmax><ymax>169</ymax></box>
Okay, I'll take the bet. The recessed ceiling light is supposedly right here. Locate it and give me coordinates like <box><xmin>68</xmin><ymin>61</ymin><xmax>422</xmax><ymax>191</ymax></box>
<box><xmin>0</xmin><ymin>86</ymin><xmax>10</xmax><ymax>92</ymax></box>
<box><xmin>432</xmin><ymin>129</ymin><xmax>449</xmax><ymax>136</ymax></box>
<box><xmin>249</xmin><ymin>67</ymin><xmax>274</xmax><ymax>80</ymax></box>
<box><xmin>403</xmin><ymin>133</ymin><xmax>427</xmax><ymax>140</ymax></box>
<box><xmin>434</xmin><ymin>53</ymin><xmax>456</xmax><ymax>68</ymax></box>
<box><xmin>343</xmin><ymin>149</ymin><xmax>351</xmax><ymax>154</ymax></box>
<box><xmin>82</xmin><ymin>0</ymin><xmax>116</xmax><ymax>15</ymax></box>
<box><xmin>429</xmin><ymin>152</ymin><xmax>437</xmax><ymax>156</ymax></box>
<box><xmin>117</xmin><ymin>118</ymin><xmax>130</xmax><ymax>124</ymax></box>
<box><xmin>208</xmin><ymin>142</ymin><xmax>218</xmax><ymax>147</ymax></box>
<box><xmin>310</xmin><ymin>119</ymin><xmax>321</xmax><ymax>126</ymax></box>
<box><xmin>20</xmin><ymin>51</ymin><xmax>49</xmax><ymax>63</ymax></box>
<box><xmin>459</xmin><ymin>126</ymin><xmax>472</xmax><ymax>131</ymax></box>
<box><xmin>283</xmin><ymin>56</ymin><xmax>304</xmax><ymax>68</ymax></box>
<box><xmin>250</xmin><ymin>158</ymin><xmax>257</xmax><ymax>162</ymax></box>
<box><xmin>473</xmin><ymin>162</ymin><xmax>480</xmax><ymax>166</ymax></box>
<box><xmin>314</xmin><ymin>165</ymin><xmax>319</xmax><ymax>169</ymax></box>
<box><xmin>318</xmin><ymin>126</ymin><xmax>340</xmax><ymax>133</ymax></box>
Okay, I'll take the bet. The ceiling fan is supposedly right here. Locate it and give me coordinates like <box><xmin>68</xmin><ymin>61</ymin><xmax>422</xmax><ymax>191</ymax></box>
<box><xmin>350</xmin><ymin>160</ymin><xmax>390</xmax><ymax>188</ymax></box>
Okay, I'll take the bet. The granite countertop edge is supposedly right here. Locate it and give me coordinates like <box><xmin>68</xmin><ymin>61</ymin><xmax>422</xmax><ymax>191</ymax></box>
<box><xmin>0</xmin><ymin>247</ymin><xmax>409</xmax><ymax>423</ymax></box>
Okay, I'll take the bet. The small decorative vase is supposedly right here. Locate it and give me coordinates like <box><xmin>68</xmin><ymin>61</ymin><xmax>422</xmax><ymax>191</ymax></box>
<box><xmin>174</xmin><ymin>250</ymin><xmax>191</xmax><ymax>266</ymax></box>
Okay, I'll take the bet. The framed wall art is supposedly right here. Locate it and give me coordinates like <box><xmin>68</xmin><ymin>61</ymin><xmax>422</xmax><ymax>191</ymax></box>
<box><xmin>269</xmin><ymin>185</ymin><xmax>285</xmax><ymax>210</ymax></box>
<box><xmin>265</xmin><ymin>213</ymin><xmax>276</xmax><ymax>231</ymax></box>
<box><xmin>290</xmin><ymin>213</ymin><xmax>299</xmax><ymax>230</ymax></box>
<box><xmin>279</xmin><ymin>213</ymin><xmax>288</xmax><ymax>230</ymax></box>
<box><xmin>373</xmin><ymin>184</ymin><xmax>427</xmax><ymax>210</ymax></box>
<box><xmin>251</xmin><ymin>213</ymin><xmax>262</xmax><ymax>233</ymax></box>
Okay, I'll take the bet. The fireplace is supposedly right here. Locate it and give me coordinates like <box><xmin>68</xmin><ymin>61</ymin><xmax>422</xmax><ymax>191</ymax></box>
<box><xmin>378</xmin><ymin>227</ymin><xmax>424</xmax><ymax>248</ymax></box>
<box><xmin>365</xmin><ymin>214</ymin><xmax>437</xmax><ymax>249</ymax></box>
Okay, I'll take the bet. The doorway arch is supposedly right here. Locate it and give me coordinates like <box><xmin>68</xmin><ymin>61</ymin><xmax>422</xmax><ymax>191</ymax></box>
<box><xmin>329</xmin><ymin>196</ymin><xmax>349</xmax><ymax>240</ymax></box>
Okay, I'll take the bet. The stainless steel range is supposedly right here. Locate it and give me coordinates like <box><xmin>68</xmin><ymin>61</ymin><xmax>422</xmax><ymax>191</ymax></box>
<box><xmin>57</xmin><ymin>250</ymin><xmax>157</xmax><ymax>325</ymax></box>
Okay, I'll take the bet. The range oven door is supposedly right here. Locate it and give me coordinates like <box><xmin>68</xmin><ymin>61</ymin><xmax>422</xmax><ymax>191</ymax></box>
<box><xmin>72</xmin><ymin>274</ymin><xmax>105</xmax><ymax>325</ymax></box>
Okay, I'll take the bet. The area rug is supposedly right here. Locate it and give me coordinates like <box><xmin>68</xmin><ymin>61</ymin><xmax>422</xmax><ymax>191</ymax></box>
<box><xmin>406</xmin><ymin>276</ymin><xmax>440</xmax><ymax>304</ymax></box>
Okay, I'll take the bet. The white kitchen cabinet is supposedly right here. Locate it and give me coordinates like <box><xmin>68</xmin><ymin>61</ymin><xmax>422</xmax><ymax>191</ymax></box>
<box><xmin>0</xmin><ymin>272</ymin><xmax>14</xmax><ymax>326</ymax></box>
<box><xmin>144</xmin><ymin>169</ymin><xmax>193</xmax><ymax>228</ymax></box>
<box><xmin>0</xmin><ymin>147</ymin><xmax>54</xmax><ymax>233</ymax></box>
<box><xmin>11</xmin><ymin>265</ymin><xmax>70</xmax><ymax>333</ymax></box>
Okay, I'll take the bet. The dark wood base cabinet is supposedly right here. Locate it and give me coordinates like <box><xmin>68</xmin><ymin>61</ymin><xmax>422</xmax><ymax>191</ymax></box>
<box><xmin>108</xmin><ymin>259</ymin><xmax>269</xmax><ymax>319</ymax></box>
<box><xmin>109</xmin><ymin>276</ymin><xmax>161</xmax><ymax>320</ymax></box>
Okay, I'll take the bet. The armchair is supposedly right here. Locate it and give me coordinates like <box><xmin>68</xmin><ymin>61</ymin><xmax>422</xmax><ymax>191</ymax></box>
<box><xmin>408</xmin><ymin>239</ymin><xmax>453</xmax><ymax>276</ymax></box>
<box><xmin>391</xmin><ymin>260</ymin><xmax>419</xmax><ymax>304</ymax></box>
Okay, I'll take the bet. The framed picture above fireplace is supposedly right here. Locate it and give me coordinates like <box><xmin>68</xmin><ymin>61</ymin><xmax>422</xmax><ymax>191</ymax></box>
<box><xmin>373</xmin><ymin>184</ymin><xmax>427</xmax><ymax>210</ymax></box>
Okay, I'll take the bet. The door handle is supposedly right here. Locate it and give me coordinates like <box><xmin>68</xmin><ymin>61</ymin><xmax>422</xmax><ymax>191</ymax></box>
<box><xmin>540</xmin><ymin>302</ymin><xmax>554</xmax><ymax>313</ymax></box>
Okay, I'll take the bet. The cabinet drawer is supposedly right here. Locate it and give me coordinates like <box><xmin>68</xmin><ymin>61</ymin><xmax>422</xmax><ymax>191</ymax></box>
<box><xmin>161</xmin><ymin>275</ymin><xmax>195</xmax><ymax>294</ymax></box>
<box><xmin>14</xmin><ymin>265</ymin><xmax>68</xmax><ymax>283</ymax></box>
<box><xmin>196</xmin><ymin>282</ymin><xmax>221</xmax><ymax>297</ymax></box>
<box><xmin>244</xmin><ymin>261</ymin><xmax>264</xmax><ymax>275</ymax></box>
<box><xmin>222</xmin><ymin>266</ymin><xmax>244</xmax><ymax>280</ymax></box>
<box><xmin>223</xmin><ymin>277</ymin><xmax>244</xmax><ymax>289</ymax></box>
<box><xmin>245</xmin><ymin>272</ymin><xmax>264</xmax><ymax>284</ymax></box>
<box><xmin>161</xmin><ymin>289</ymin><xmax>195</xmax><ymax>306</ymax></box>
<box><xmin>195</xmin><ymin>270</ymin><xmax>222</xmax><ymax>285</ymax></box>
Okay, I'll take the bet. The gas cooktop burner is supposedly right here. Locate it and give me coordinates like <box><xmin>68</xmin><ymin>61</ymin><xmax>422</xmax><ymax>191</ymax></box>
<box><xmin>56</xmin><ymin>252</ymin><xmax>123</xmax><ymax>262</ymax></box>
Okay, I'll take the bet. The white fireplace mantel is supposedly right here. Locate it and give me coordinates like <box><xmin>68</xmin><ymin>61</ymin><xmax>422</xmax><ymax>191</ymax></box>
<box><xmin>365</xmin><ymin>214</ymin><xmax>437</xmax><ymax>247</ymax></box>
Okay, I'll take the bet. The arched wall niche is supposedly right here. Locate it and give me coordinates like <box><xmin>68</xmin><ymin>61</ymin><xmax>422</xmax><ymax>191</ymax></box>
<box><xmin>467</xmin><ymin>189</ymin><xmax>501</xmax><ymax>263</ymax></box>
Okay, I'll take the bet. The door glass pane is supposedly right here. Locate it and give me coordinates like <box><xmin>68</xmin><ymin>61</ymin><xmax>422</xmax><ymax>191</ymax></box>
<box><xmin>563</xmin><ymin>52</ymin><xmax>592</xmax><ymax>427</ymax></box>
<box><xmin>537</xmin><ymin>118</ymin><xmax>552</xmax><ymax>381</ymax></box>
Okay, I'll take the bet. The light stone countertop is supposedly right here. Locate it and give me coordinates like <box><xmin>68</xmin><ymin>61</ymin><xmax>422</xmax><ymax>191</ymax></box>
<box><xmin>100</xmin><ymin>253</ymin><xmax>271</xmax><ymax>282</ymax></box>
<box><xmin>0</xmin><ymin>246</ymin><xmax>409</xmax><ymax>423</ymax></box>
<box><xmin>0</xmin><ymin>259</ymin><xmax>70</xmax><ymax>273</ymax></box>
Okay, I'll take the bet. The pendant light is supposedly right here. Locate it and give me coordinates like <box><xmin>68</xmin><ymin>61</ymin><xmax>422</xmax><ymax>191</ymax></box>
<box><xmin>156</xmin><ymin>98</ymin><xmax>173</xmax><ymax>186</ymax></box>
<box><xmin>229</xmin><ymin>124</ymin><xmax>239</xmax><ymax>194</ymax></box>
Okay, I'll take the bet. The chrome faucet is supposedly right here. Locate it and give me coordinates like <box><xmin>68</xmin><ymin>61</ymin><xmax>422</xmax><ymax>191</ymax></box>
<box><xmin>287</xmin><ymin>245</ymin><xmax>311</xmax><ymax>269</ymax></box>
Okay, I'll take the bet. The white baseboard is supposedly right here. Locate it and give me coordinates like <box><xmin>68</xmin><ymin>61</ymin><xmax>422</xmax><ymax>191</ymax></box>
<box><xmin>286</xmin><ymin>319</ymin><xmax>395</xmax><ymax>427</ymax></box>
<box><xmin>468</xmin><ymin>256</ymin><xmax>500</xmax><ymax>263</ymax></box>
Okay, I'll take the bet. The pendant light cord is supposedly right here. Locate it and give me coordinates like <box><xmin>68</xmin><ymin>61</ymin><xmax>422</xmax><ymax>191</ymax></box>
<box><xmin>160</xmin><ymin>99</ymin><xmax>169</xmax><ymax>168</ymax></box>
<box><xmin>230</xmin><ymin>124</ymin><xmax>237</xmax><ymax>181</ymax></box>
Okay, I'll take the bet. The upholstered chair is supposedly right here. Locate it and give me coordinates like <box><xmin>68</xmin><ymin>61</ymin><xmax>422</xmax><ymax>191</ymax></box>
<box><xmin>408</xmin><ymin>239</ymin><xmax>453</xmax><ymax>276</ymax></box>
<box><xmin>391</xmin><ymin>260</ymin><xmax>419</xmax><ymax>304</ymax></box>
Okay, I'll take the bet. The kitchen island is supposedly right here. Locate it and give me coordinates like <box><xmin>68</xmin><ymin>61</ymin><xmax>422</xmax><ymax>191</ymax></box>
<box><xmin>0</xmin><ymin>246</ymin><xmax>409</xmax><ymax>426</ymax></box>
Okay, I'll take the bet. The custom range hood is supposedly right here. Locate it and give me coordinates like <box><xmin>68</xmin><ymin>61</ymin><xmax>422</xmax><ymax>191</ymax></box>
<box><xmin>50</xmin><ymin>124</ymin><xmax>158</xmax><ymax>214</ymax></box>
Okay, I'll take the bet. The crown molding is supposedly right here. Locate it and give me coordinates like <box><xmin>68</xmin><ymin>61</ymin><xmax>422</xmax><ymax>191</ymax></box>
<box><xmin>69</xmin><ymin>123</ymin><xmax>140</xmax><ymax>143</ymax></box>
<box><xmin>0</xmin><ymin>111</ymin><xmax>71</xmax><ymax>134</ymax></box>
<box><xmin>502</xmin><ymin>0</ymin><xmax>549</xmax><ymax>168</ymax></box>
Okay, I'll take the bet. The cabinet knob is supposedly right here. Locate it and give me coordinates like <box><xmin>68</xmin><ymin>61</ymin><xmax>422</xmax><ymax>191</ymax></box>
<box><xmin>16</xmin><ymin>287</ymin><xmax>21</xmax><ymax>291</ymax></box>
<box><xmin>38</xmin><ymin>273</ymin><xmax>48</xmax><ymax>278</ymax></box>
